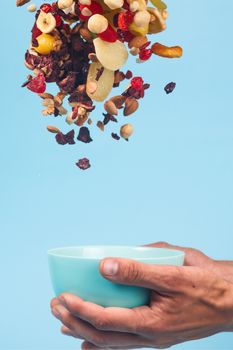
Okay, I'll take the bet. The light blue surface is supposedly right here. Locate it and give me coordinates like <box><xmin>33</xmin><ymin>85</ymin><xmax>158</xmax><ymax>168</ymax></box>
<box><xmin>48</xmin><ymin>246</ymin><xmax>184</xmax><ymax>307</ymax></box>
<box><xmin>0</xmin><ymin>0</ymin><xmax>233</xmax><ymax>349</ymax></box>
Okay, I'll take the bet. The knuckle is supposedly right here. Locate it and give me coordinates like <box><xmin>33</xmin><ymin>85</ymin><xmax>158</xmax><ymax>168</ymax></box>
<box><xmin>123</xmin><ymin>262</ymin><xmax>141</xmax><ymax>282</ymax></box>
<box><xmin>92</xmin><ymin>334</ymin><xmax>108</xmax><ymax>347</ymax></box>
<box><xmin>93</xmin><ymin>316</ymin><xmax>109</xmax><ymax>330</ymax></box>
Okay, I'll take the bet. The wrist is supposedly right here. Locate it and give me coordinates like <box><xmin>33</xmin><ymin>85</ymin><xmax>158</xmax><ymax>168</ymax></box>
<box><xmin>212</xmin><ymin>260</ymin><xmax>233</xmax><ymax>284</ymax></box>
<box><xmin>222</xmin><ymin>282</ymin><xmax>233</xmax><ymax>332</ymax></box>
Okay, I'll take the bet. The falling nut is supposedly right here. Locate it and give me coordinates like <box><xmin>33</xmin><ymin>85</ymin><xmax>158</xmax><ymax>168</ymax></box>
<box><xmin>109</xmin><ymin>95</ymin><xmax>126</xmax><ymax>109</ymax></box>
<box><xmin>124</xmin><ymin>98</ymin><xmax>139</xmax><ymax>116</ymax></box>
<box><xmin>120</xmin><ymin>124</ymin><xmax>134</xmax><ymax>139</ymax></box>
<box><xmin>104</xmin><ymin>100</ymin><xmax>118</xmax><ymax>116</ymax></box>
<box><xmin>27</xmin><ymin>4</ymin><xmax>37</xmax><ymax>12</ymax></box>
<box><xmin>88</xmin><ymin>14</ymin><xmax>108</xmax><ymax>34</ymax></box>
<box><xmin>79</xmin><ymin>27</ymin><xmax>93</xmax><ymax>42</ymax></box>
<box><xmin>58</xmin><ymin>0</ymin><xmax>74</xmax><ymax>10</ymax></box>
<box><xmin>38</xmin><ymin>92</ymin><xmax>54</xmax><ymax>99</ymax></box>
<box><xmin>128</xmin><ymin>36</ymin><xmax>148</xmax><ymax>49</ymax></box>
<box><xmin>47</xmin><ymin>125</ymin><xmax>61</xmax><ymax>134</ymax></box>
<box><xmin>16</xmin><ymin>0</ymin><xmax>30</xmax><ymax>7</ymax></box>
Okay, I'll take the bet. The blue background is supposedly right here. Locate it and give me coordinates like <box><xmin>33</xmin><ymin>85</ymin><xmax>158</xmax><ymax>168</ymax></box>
<box><xmin>0</xmin><ymin>0</ymin><xmax>233</xmax><ymax>349</ymax></box>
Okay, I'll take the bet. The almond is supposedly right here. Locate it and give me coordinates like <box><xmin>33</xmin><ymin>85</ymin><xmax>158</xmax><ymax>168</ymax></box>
<box><xmin>38</xmin><ymin>92</ymin><xmax>54</xmax><ymax>99</ymax></box>
<box><xmin>79</xmin><ymin>27</ymin><xmax>93</xmax><ymax>42</ymax></box>
<box><xmin>128</xmin><ymin>36</ymin><xmax>148</xmax><ymax>49</ymax></box>
<box><xmin>47</xmin><ymin>125</ymin><xmax>61</xmax><ymax>134</ymax></box>
<box><xmin>16</xmin><ymin>0</ymin><xmax>30</xmax><ymax>7</ymax></box>
<box><xmin>109</xmin><ymin>95</ymin><xmax>126</xmax><ymax>109</ymax></box>
<box><xmin>123</xmin><ymin>98</ymin><xmax>139</xmax><ymax>116</ymax></box>
<box><xmin>104</xmin><ymin>100</ymin><xmax>118</xmax><ymax>116</ymax></box>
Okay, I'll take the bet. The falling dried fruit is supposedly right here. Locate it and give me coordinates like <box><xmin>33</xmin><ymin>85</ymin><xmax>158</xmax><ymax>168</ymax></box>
<box><xmin>20</xmin><ymin>0</ymin><xmax>182</xmax><ymax>168</ymax></box>
<box><xmin>164</xmin><ymin>81</ymin><xmax>176</xmax><ymax>94</ymax></box>
<box><xmin>76</xmin><ymin>158</ymin><xmax>91</xmax><ymax>170</ymax></box>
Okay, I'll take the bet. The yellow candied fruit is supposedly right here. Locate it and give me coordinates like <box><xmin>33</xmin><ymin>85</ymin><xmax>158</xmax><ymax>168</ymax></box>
<box><xmin>34</xmin><ymin>33</ymin><xmax>55</xmax><ymax>55</ymax></box>
<box><xmin>129</xmin><ymin>22</ymin><xmax>148</xmax><ymax>36</ymax></box>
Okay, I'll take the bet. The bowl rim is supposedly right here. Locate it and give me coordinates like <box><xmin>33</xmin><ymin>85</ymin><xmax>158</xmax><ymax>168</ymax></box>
<box><xmin>47</xmin><ymin>245</ymin><xmax>185</xmax><ymax>260</ymax></box>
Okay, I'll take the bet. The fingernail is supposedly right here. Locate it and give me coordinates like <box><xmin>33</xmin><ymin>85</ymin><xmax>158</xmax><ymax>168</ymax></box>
<box><xmin>101</xmin><ymin>259</ymin><xmax>118</xmax><ymax>276</ymax></box>
<box><xmin>58</xmin><ymin>295</ymin><xmax>67</xmax><ymax>307</ymax></box>
<box><xmin>52</xmin><ymin>305</ymin><xmax>62</xmax><ymax>318</ymax></box>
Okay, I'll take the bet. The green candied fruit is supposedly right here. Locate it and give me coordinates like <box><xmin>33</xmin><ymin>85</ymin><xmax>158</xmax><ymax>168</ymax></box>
<box><xmin>149</xmin><ymin>0</ymin><xmax>167</xmax><ymax>11</ymax></box>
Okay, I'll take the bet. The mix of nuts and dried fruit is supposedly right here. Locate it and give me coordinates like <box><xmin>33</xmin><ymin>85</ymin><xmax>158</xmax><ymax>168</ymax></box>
<box><xmin>18</xmin><ymin>0</ymin><xmax>182</xmax><ymax>170</ymax></box>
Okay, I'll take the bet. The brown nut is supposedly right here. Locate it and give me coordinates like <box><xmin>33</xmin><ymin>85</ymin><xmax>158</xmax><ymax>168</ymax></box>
<box><xmin>97</xmin><ymin>121</ymin><xmax>104</xmax><ymax>131</ymax></box>
<box><xmin>109</xmin><ymin>95</ymin><xmax>126</xmax><ymax>109</ymax></box>
<box><xmin>79</xmin><ymin>27</ymin><xmax>93</xmax><ymax>42</ymax></box>
<box><xmin>38</xmin><ymin>92</ymin><xmax>54</xmax><ymax>99</ymax></box>
<box><xmin>152</xmin><ymin>42</ymin><xmax>183</xmax><ymax>58</ymax></box>
<box><xmin>120</xmin><ymin>124</ymin><xmax>134</xmax><ymax>139</ymax></box>
<box><xmin>47</xmin><ymin>125</ymin><xmax>61</xmax><ymax>134</ymax></box>
<box><xmin>123</xmin><ymin>98</ymin><xmax>139</xmax><ymax>116</ymax></box>
<box><xmin>16</xmin><ymin>0</ymin><xmax>30</xmax><ymax>6</ymax></box>
<box><xmin>114</xmin><ymin>71</ymin><xmax>125</xmax><ymax>85</ymax></box>
<box><xmin>104</xmin><ymin>100</ymin><xmax>118</xmax><ymax>116</ymax></box>
<box><xmin>128</xmin><ymin>36</ymin><xmax>148</xmax><ymax>49</ymax></box>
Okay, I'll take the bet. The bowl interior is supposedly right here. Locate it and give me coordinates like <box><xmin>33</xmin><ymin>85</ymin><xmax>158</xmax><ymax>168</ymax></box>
<box><xmin>48</xmin><ymin>246</ymin><xmax>184</xmax><ymax>260</ymax></box>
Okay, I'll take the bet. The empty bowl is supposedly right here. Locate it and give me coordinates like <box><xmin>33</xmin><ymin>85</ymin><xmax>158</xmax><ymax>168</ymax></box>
<box><xmin>48</xmin><ymin>245</ymin><xmax>185</xmax><ymax>308</ymax></box>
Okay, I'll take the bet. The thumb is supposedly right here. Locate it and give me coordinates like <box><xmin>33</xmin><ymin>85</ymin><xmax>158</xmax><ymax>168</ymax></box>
<box><xmin>99</xmin><ymin>257</ymin><xmax>185</xmax><ymax>292</ymax></box>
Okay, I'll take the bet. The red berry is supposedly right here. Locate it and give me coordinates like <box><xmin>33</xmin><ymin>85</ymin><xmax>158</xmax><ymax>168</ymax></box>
<box><xmin>55</xmin><ymin>15</ymin><xmax>62</xmax><ymax>27</ymax></box>
<box><xmin>131</xmin><ymin>77</ymin><xmax>144</xmax><ymax>91</ymax></box>
<box><xmin>118</xmin><ymin>11</ymin><xmax>134</xmax><ymax>31</ymax></box>
<box><xmin>98</xmin><ymin>25</ymin><xmax>119</xmax><ymax>43</ymax></box>
<box><xmin>40</xmin><ymin>3</ymin><xmax>52</xmax><ymax>13</ymax></box>
<box><xmin>79</xmin><ymin>1</ymin><xmax>103</xmax><ymax>20</ymax></box>
<box><xmin>27</xmin><ymin>73</ymin><xmax>46</xmax><ymax>94</ymax></box>
<box><xmin>118</xmin><ymin>29</ymin><xmax>134</xmax><ymax>43</ymax></box>
<box><xmin>31</xmin><ymin>23</ymin><xmax>42</xmax><ymax>40</ymax></box>
<box><xmin>139</xmin><ymin>48</ymin><xmax>152</xmax><ymax>61</ymax></box>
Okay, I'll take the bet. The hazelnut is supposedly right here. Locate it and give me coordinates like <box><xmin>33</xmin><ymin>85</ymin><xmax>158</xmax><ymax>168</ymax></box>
<box><xmin>88</xmin><ymin>14</ymin><xmax>108</xmax><ymax>34</ymax></box>
<box><xmin>120</xmin><ymin>124</ymin><xmax>134</xmax><ymax>139</ymax></box>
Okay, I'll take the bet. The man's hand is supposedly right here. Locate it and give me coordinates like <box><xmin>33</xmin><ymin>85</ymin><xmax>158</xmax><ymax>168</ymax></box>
<box><xmin>147</xmin><ymin>242</ymin><xmax>233</xmax><ymax>283</ymax></box>
<box><xmin>50</xmin><ymin>245</ymin><xmax>233</xmax><ymax>349</ymax></box>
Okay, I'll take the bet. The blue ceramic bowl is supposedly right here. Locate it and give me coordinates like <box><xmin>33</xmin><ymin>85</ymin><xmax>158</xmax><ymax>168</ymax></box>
<box><xmin>48</xmin><ymin>246</ymin><xmax>185</xmax><ymax>308</ymax></box>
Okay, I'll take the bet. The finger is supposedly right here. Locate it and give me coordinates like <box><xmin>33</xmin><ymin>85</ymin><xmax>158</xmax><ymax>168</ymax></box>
<box><xmin>58</xmin><ymin>293</ymin><xmax>152</xmax><ymax>333</ymax></box>
<box><xmin>50</xmin><ymin>297</ymin><xmax>60</xmax><ymax>309</ymax></box>
<box><xmin>99</xmin><ymin>257</ymin><xmax>189</xmax><ymax>292</ymax></box>
<box><xmin>51</xmin><ymin>304</ymin><xmax>147</xmax><ymax>348</ymax></box>
<box><xmin>61</xmin><ymin>325</ymin><xmax>82</xmax><ymax>339</ymax></box>
<box><xmin>82</xmin><ymin>340</ymin><xmax>145</xmax><ymax>349</ymax></box>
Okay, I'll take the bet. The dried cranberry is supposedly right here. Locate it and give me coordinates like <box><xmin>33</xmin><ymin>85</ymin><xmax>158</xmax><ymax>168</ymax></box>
<box><xmin>131</xmin><ymin>77</ymin><xmax>144</xmax><ymax>91</ymax></box>
<box><xmin>77</xmin><ymin>127</ymin><xmax>93</xmax><ymax>143</ymax></box>
<box><xmin>76</xmin><ymin>158</ymin><xmax>91</xmax><ymax>170</ymax></box>
<box><xmin>139</xmin><ymin>48</ymin><xmax>153</xmax><ymax>61</ymax></box>
<box><xmin>117</xmin><ymin>29</ymin><xmax>134</xmax><ymax>43</ymax></box>
<box><xmin>125</xmin><ymin>70</ymin><xmax>133</xmax><ymax>79</ymax></box>
<box><xmin>31</xmin><ymin>23</ymin><xmax>42</xmax><ymax>40</ymax></box>
<box><xmin>98</xmin><ymin>25</ymin><xmax>119</xmax><ymax>43</ymax></box>
<box><xmin>118</xmin><ymin>11</ymin><xmax>134</xmax><ymax>31</ymax></box>
<box><xmin>27</xmin><ymin>73</ymin><xmax>46</xmax><ymax>94</ymax></box>
<box><xmin>55</xmin><ymin>130</ymin><xmax>75</xmax><ymax>145</ymax></box>
<box><xmin>164</xmin><ymin>82</ymin><xmax>176</xmax><ymax>94</ymax></box>
<box><xmin>55</xmin><ymin>15</ymin><xmax>62</xmax><ymax>27</ymax></box>
<box><xmin>40</xmin><ymin>3</ymin><xmax>52</xmax><ymax>13</ymax></box>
